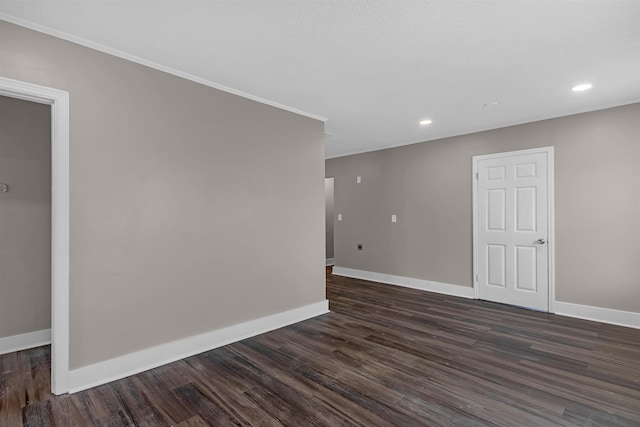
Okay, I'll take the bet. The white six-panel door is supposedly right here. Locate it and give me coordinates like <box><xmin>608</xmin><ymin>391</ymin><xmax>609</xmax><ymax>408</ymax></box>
<box><xmin>473</xmin><ymin>148</ymin><xmax>553</xmax><ymax>311</ymax></box>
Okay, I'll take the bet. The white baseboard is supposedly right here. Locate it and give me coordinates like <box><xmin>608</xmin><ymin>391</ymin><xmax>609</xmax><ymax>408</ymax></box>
<box><xmin>554</xmin><ymin>301</ymin><xmax>639</xmax><ymax>329</ymax></box>
<box><xmin>326</xmin><ymin>258</ymin><xmax>335</xmax><ymax>266</ymax></box>
<box><xmin>331</xmin><ymin>267</ymin><xmax>639</xmax><ymax>329</ymax></box>
<box><xmin>0</xmin><ymin>329</ymin><xmax>51</xmax><ymax>355</ymax></box>
<box><xmin>332</xmin><ymin>266</ymin><xmax>474</xmax><ymax>299</ymax></box>
<box><xmin>67</xmin><ymin>300</ymin><xmax>329</xmax><ymax>393</ymax></box>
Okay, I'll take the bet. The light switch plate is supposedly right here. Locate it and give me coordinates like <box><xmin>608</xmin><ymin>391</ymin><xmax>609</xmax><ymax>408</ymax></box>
<box><xmin>356</xmin><ymin>176</ymin><xmax>362</xmax><ymax>184</ymax></box>
<box><xmin>338</xmin><ymin>214</ymin><xmax>342</xmax><ymax>221</ymax></box>
<box><xmin>0</xmin><ymin>183</ymin><xmax>7</xmax><ymax>193</ymax></box>
<box><xmin>391</xmin><ymin>214</ymin><xmax>397</xmax><ymax>223</ymax></box>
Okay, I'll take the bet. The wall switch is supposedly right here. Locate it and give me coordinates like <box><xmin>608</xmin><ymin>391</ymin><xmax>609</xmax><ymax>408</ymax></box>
<box><xmin>356</xmin><ymin>176</ymin><xmax>362</xmax><ymax>184</ymax></box>
<box><xmin>391</xmin><ymin>214</ymin><xmax>397</xmax><ymax>223</ymax></box>
<box><xmin>0</xmin><ymin>183</ymin><xmax>7</xmax><ymax>193</ymax></box>
<box><xmin>337</xmin><ymin>213</ymin><xmax>342</xmax><ymax>221</ymax></box>
<box><xmin>357</xmin><ymin>243</ymin><xmax>363</xmax><ymax>251</ymax></box>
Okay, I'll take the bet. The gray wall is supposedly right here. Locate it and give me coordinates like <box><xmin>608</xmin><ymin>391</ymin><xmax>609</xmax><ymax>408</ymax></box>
<box><xmin>326</xmin><ymin>103</ymin><xmax>640</xmax><ymax>313</ymax></box>
<box><xmin>0</xmin><ymin>96</ymin><xmax>51</xmax><ymax>338</ymax></box>
<box><xmin>325</xmin><ymin>177</ymin><xmax>334</xmax><ymax>260</ymax></box>
<box><xmin>0</xmin><ymin>21</ymin><xmax>326</xmax><ymax>369</ymax></box>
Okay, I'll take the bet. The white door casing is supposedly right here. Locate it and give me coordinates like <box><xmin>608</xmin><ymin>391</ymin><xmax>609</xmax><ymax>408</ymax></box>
<box><xmin>0</xmin><ymin>77</ymin><xmax>70</xmax><ymax>395</ymax></box>
<box><xmin>473</xmin><ymin>147</ymin><xmax>554</xmax><ymax>312</ymax></box>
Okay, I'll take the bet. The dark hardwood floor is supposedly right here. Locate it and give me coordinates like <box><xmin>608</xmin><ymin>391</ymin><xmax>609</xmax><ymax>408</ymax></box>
<box><xmin>2</xmin><ymin>267</ymin><xmax>639</xmax><ymax>426</ymax></box>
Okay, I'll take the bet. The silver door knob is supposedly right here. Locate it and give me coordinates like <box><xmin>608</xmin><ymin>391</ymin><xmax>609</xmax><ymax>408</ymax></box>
<box><xmin>537</xmin><ymin>238</ymin><xmax>546</xmax><ymax>244</ymax></box>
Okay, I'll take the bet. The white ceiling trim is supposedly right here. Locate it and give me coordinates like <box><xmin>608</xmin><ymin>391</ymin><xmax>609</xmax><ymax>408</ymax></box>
<box><xmin>0</xmin><ymin>13</ymin><xmax>328</xmax><ymax>123</ymax></box>
<box><xmin>325</xmin><ymin>97</ymin><xmax>640</xmax><ymax>159</ymax></box>
<box><xmin>1</xmin><ymin>2</ymin><xmax>637</xmax><ymax>159</ymax></box>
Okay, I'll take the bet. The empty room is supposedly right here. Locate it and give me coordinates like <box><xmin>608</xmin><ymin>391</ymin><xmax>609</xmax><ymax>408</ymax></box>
<box><xmin>0</xmin><ymin>1</ymin><xmax>638</xmax><ymax>426</ymax></box>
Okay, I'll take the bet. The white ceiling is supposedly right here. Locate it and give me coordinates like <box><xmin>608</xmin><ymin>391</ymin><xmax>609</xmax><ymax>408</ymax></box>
<box><xmin>1</xmin><ymin>1</ymin><xmax>639</xmax><ymax>158</ymax></box>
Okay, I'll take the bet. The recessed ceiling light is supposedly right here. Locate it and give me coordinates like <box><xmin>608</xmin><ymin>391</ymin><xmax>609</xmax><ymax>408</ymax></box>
<box><xmin>572</xmin><ymin>83</ymin><xmax>592</xmax><ymax>92</ymax></box>
<box><xmin>419</xmin><ymin>119</ymin><xmax>432</xmax><ymax>125</ymax></box>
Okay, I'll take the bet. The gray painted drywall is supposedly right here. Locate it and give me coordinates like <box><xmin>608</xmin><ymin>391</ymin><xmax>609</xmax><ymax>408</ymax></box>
<box><xmin>325</xmin><ymin>177</ymin><xmax>334</xmax><ymax>260</ymax></box>
<box><xmin>0</xmin><ymin>21</ymin><xmax>326</xmax><ymax>369</ymax></box>
<box><xmin>326</xmin><ymin>103</ymin><xmax>640</xmax><ymax>313</ymax></box>
<box><xmin>0</xmin><ymin>95</ymin><xmax>52</xmax><ymax>339</ymax></box>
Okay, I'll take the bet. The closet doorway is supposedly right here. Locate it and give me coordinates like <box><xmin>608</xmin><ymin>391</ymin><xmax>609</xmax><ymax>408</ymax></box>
<box><xmin>0</xmin><ymin>77</ymin><xmax>70</xmax><ymax>395</ymax></box>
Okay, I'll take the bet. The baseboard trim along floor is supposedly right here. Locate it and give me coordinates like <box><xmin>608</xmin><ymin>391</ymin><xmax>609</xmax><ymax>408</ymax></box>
<box><xmin>0</xmin><ymin>329</ymin><xmax>51</xmax><ymax>355</ymax></box>
<box><xmin>332</xmin><ymin>266</ymin><xmax>475</xmax><ymax>299</ymax></box>
<box><xmin>332</xmin><ymin>266</ymin><xmax>639</xmax><ymax>329</ymax></box>
<box><xmin>67</xmin><ymin>300</ymin><xmax>329</xmax><ymax>393</ymax></box>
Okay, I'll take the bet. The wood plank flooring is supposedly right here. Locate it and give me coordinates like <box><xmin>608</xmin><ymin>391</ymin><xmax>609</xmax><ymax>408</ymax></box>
<box><xmin>1</xmin><ymin>267</ymin><xmax>639</xmax><ymax>426</ymax></box>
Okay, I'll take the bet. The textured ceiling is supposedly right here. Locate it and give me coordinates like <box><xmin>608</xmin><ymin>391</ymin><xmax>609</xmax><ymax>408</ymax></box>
<box><xmin>1</xmin><ymin>1</ymin><xmax>639</xmax><ymax>158</ymax></box>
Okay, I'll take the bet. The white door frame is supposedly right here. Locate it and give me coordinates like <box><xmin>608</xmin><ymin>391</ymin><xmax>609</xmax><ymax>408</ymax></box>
<box><xmin>472</xmin><ymin>146</ymin><xmax>556</xmax><ymax>312</ymax></box>
<box><xmin>0</xmin><ymin>77</ymin><xmax>70</xmax><ymax>394</ymax></box>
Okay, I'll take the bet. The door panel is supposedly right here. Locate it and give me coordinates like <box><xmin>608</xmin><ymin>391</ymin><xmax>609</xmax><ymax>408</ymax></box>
<box><xmin>476</xmin><ymin>149</ymin><xmax>550</xmax><ymax>311</ymax></box>
<box><xmin>515</xmin><ymin>246</ymin><xmax>537</xmax><ymax>291</ymax></box>
<box><xmin>487</xmin><ymin>244</ymin><xmax>506</xmax><ymax>287</ymax></box>
<box><xmin>487</xmin><ymin>189</ymin><xmax>506</xmax><ymax>231</ymax></box>
<box><xmin>515</xmin><ymin>187</ymin><xmax>536</xmax><ymax>231</ymax></box>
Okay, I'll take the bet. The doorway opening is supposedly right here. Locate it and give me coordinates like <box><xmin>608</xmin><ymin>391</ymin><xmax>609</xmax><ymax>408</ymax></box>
<box><xmin>325</xmin><ymin>177</ymin><xmax>334</xmax><ymax>266</ymax></box>
<box><xmin>0</xmin><ymin>95</ymin><xmax>52</xmax><ymax>359</ymax></box>
<box><xmin>0</xmin><ymin>77</ymin><xmax>70</xmax><ymax>395</ymax></box>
